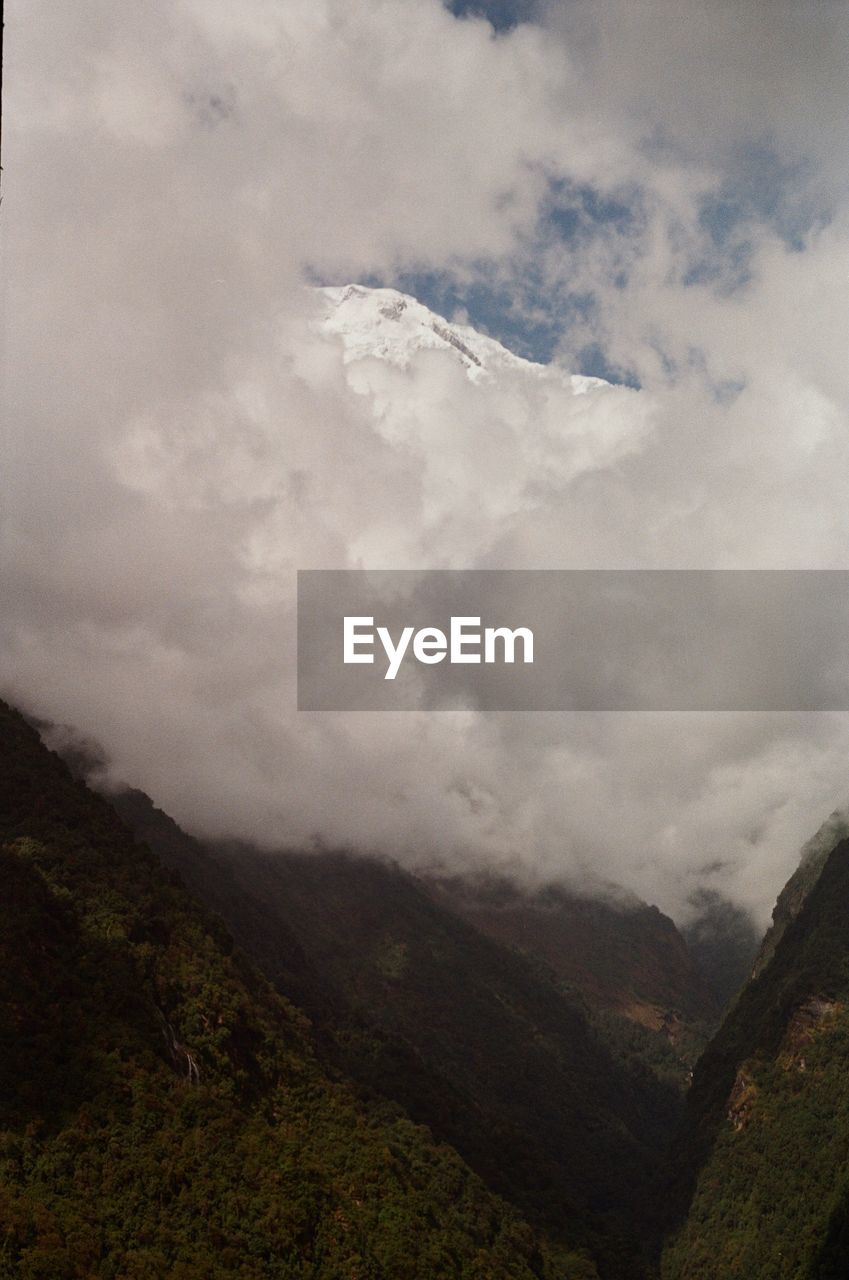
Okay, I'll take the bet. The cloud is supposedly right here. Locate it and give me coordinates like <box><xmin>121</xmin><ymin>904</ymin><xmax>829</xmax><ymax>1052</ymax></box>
<box><xmin>3</xmin><ymin>0</ymin><xmax>849</xmax><ymax>926</ymax></box>
<box><xmin>540</xmin><ymin>0</ymin><xmax>849</xmax><ymax>191</ymax></box>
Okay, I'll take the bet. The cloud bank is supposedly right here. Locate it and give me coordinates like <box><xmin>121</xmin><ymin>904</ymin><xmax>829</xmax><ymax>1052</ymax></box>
<box><xmin>3</xmin><ymin>0</ymin><xmax>849</xmax><ymax>924</ymax></box>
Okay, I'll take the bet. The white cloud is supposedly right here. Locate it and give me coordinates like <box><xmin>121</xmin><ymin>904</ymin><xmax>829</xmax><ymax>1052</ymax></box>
<box><xmin>4</xmin><ymin>0</ymin><xmax>849</xmax><ymax>925</ymax></box>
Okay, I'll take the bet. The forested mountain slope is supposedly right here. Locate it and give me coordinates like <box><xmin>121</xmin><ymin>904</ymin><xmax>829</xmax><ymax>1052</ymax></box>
<box><xmin>424</xmin><ymin>875</ymin><xmax>720</xmax><ymax>1066</ymax></box>
<box><xmin>663</xmin><ymin>833</ymin><xmax>849</xmax><ymax>1280</ymax></box>
<box><xmin>0</xmin><ymin>701</ymin><xmax>598</xmax><ymax>1280</ymax></box>
<box><xmin>752</xmin><ymin>810</ymin><xmax>849</xmax><ymax>978</ymax></box>
<box><xmin>107</xmin><ymin>787</ymin><xmax>679</xmax><ymax>1279</ymax></box>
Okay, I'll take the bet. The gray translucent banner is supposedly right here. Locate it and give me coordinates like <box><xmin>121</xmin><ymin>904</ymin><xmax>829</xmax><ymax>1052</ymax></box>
<box><xmin>297</xmin><ymin>570</ymin><xmax>849</xmax><ymax>711</ymax></box>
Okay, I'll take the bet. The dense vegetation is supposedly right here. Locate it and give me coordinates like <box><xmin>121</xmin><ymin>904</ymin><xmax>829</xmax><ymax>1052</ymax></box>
<box><xmin>18</xmin><ymin>694</ymin><xmax>849</xmax><ymax>1280</ymax></box>
<box><xmin>0</xmin><ymin>701</ymin><xmax>600</xmax><ymax>1279</ymax></box>
<box><xmin>107</xmin><ymin>790</ymin><xmax>683</xmax><ymax>1279</ymax></box>
<box><xmin>662</xmin><ymin>833</ymin><xmax>849</xmax><ymax>1279</ymax></box>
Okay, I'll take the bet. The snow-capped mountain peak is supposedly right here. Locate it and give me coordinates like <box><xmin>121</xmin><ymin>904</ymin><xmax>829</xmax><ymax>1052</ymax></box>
<box><xmin>313</xmin><ymin>284</ymin><xmax>606</xmax><ymax>393</ymax></box>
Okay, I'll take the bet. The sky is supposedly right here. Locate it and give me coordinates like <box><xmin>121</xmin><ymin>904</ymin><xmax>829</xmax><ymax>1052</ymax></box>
<box><xmin>3</xmin><ymin>0</ymin><xmax>849</xmax><ymax>925</ymax></box>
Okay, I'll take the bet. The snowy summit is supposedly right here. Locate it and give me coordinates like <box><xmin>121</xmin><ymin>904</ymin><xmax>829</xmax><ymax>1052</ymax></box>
<box><xmin>314</xmin><ymin>284</ymin><xmax>606</xmax><ymax>394</ymax></box>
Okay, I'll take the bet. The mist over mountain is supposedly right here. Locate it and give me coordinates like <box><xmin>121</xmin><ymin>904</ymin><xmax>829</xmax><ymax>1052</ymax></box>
<box><xmin>3</xmin><ymin>698</ymin><xmax>689</xmax><ymax>1277</ymax></box>
<box><xmin>32</xmin><ymin>710</ymin><xmax>730</xmax><ymax>1048</ymax></box>
<box><xmin>9</xmin><ymin>687</ymin><xmax>849</xmax><ymax>1278</ymax></box>
<box><xmin>680</xmin><ymin>889</ymin><xmax>761</xmax><ymax>1010</ymax></box>
<box><xmin>3</xmin><ymin>699</ymin><xmax>604</xmax><ymax>1279</ymax></box>
<box><xmin>79</xmin><ymin>708</ymin><xmax>849</xmax><ymax>1280</ymax></box>
<box><xmin>6</xmin><ymin>3</ymin><xmax>849</xmax><ymax>1275</ymax></box>
<box><xmin>6</xmin><ymin>267</ymin><xmax>849</xmax><ymax>929</ymax></box>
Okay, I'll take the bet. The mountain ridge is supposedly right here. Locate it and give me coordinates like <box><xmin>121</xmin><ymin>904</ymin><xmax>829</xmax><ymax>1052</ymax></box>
<box><xmin>663</xmin><ymin>830</ymin><xmax>849</xmax><ymax>1278</ymax></box>
<box><xmin>424</xmin><ymin>872</ymin><xmax>719</xmax><ymax>1043</ymax></box>
<box><xmin>103</xmin><ymin>785</ymin><xmax>673</xmax><ymax>1278</ymax></box>
<box><xmin>0</xmin><ymin>699</ymin><xmax>600</xmax><ymax>1279</ymax></box>
<box><xmin>314</xmin><ymin>283</ymin><xmax>607</xmax><ymax>393</ymax></box>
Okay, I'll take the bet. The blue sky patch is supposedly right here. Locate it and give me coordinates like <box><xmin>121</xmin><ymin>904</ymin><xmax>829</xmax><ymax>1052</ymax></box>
<box><xmin>309</xmin><ymin>172</ymin><xmax>647</xmax><ymax>384</ymax></box>
<box><xmin>699</xmin><ymin>143</ymin><xmax>822</xmax><ymax>254</ymax></box>
<box><xmin>444</xmin><ymin>0</ymin><xmax>539</xmax><ymax>32</ymax></box>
